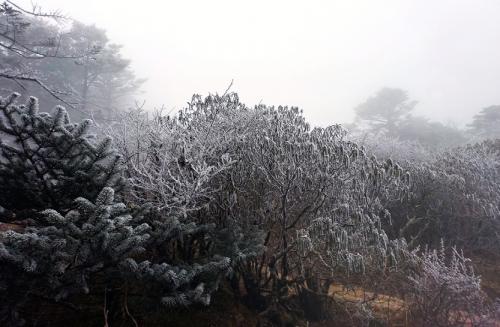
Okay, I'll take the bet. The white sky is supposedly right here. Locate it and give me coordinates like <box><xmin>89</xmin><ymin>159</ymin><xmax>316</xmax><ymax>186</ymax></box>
<box><xmin>18</xmin><ymin>0</ymin><xmax>500</xmax><ymax>126</ymax></box>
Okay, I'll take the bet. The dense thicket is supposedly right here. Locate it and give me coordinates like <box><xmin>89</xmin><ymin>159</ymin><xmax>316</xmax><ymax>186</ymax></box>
<box><xmin>0</xmin><ymin>93</ymin><xmax>499</xmax><ymax>326</ymax></box>
<box><xmin>110</xmin><ymin>94</ymin><xmax>415</xmax><ymax>319</ymax></box>
<box><xmin>359</xmin><ymin>135</ymin><xmax>500</xmax><ymax>252</ymax></box>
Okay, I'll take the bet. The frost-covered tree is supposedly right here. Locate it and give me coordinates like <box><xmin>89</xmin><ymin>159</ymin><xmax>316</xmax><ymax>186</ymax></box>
<box><xmin>226</xmin><ymin>103</ymin><xmax>414</xmax><ymax>318</ymax></box>
<box><xmin>0</xmin><ymin>187</ymin><xmax>147</xmax><ymax>324</ymax></box>
<box><xmin>0</xmin><ymin>93</ymin><xmax>124</xmax><ymax>219</ymax></box>
<box><xmin>110</xmin><ymin>96</ymin><xmax>266</xmax><ymax>299</ymax></box>
<box><xmin>353</xmin><ymin>133</ymin><xmax>437</xmax><ymax>164</ymax></box>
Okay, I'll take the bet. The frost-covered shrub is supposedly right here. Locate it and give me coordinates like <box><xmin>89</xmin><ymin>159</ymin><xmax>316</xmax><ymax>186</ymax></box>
<box><xmin>353</xmin><ymin>133</ymin><xmax>437</xmax><ymax>164</ymax></box>
<box><xmin>238</xmin><ymin>105</ymin><xmax>421</xmax><ymax>320</ymax></box>
<box><xmin>110</xmin><ymin>93</ymin><xmax>249</xmax><ymax>215</ymax></box>
<box><xmin>239</xmin><ymin>105</ymin><xmax>411</xmax><ymax>275</ymax></box>
<box><xmin>402</xmin><ymin>143</ymin><xmax>500</xmax><ymax>250</ymax></box>
<box><xmin>109</xmin><ymin>93</ymin><xmax>265</xmax><ymax>268</ymax></box>
<box><xmin>108</xmin><ymin>94</ymin><xmax>415</xmax><ymax>320</ymax></box>
<box><xmin>359</xmin><ymin>133</ymin><xmax>500</xmax><ymax>251</ymax></box>
<box><xmin>407</xmin><ymin>245</ymin><xmax>493</xmax><ymax>326</ymax></box>
<box><xmin>181</xmin><ymin>98</ymin><xmax>415</xmax><ymax>315</ymax></box>
<box><xmin>0</xmin><ymin>93</ymin><xmax>124</xmax><ymax>217</ymax></box>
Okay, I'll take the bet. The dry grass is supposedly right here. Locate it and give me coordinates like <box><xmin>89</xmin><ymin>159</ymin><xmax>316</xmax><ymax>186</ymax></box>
<box><xmin>328</xmin><ymin>283</ymin><xmax>409</xmax><ymax>326</ymax></box>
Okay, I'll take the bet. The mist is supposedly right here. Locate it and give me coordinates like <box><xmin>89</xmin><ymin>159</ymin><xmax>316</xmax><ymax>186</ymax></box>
<box><xmin>14</xmin><ymin>0</ymin><xmax>500</xmax><ymax>126</ymax></box>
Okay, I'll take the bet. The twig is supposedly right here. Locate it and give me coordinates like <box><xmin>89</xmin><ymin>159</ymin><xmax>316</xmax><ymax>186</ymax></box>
<box><xmin>222</xmin><ymin>79</ymin><xmax>234</xmax><ymax>97</ymax></box>
<box><xmin>103</xmin><ymin>287</ymin><xmax>109</xmax><ymax>327</ymax></box>
<box><xmin>0</xmin><ymin>72</ymin><xmax>75</xmax><ymax>108</ymax></box>
<box><xmin>5</xmin><ymin>0</ymin><xmax>67</xmax><ymax>20</ymax></box>
<box><xmin>124</xmin><ymin>284</ymin><xmax>139</xmax><ymax>327</ymax></box>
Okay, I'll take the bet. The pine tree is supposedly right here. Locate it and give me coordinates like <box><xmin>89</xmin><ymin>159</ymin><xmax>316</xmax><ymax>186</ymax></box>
<box><xmin>0</xmin><ymin>186</ymin><xmax>233</xmax><ymax>325</ymax></box>
<box><xmin>0</xmin><ymin>93</ymin><xmax>124</xmax><ymax>220</ymax></box>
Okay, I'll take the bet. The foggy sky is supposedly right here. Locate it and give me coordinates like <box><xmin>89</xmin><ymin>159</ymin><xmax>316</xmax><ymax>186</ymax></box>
<box><xmin>18</xmin><ymin>0</ymin><xmax>500</xmax><ymax>126</ymax></box>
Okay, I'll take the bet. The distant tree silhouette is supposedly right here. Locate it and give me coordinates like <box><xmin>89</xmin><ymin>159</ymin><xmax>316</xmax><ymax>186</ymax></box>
<box><xmin>354</xmin><ymin>88</ymin><xmax>466</xmax><ymax>148</ymax></box>
<box><xmin>468</xmin><ymin>105</ymin><xmax>500</xmax><ymax>140</ymax></box>
<box><xmin>354</xmin><ymin>88</ymin><xmax>417</xmax><ymax>136</ymax></box>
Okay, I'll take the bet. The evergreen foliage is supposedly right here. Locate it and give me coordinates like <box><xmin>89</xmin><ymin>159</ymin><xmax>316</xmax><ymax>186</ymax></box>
<box><xmin>0</xmin><ymin>93</ymin><xmax>124</xmax><ymax>217</ymax></box>
<box><xmin>0</xmin><ymin>186</ymin><xmax>233</xmax><ymax>324</ymax></box>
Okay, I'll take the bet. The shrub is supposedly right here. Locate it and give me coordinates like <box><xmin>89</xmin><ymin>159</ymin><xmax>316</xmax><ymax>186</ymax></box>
<box><xmin>407</xmin><ymin>245</ymin><xmax>493</xmax><ymax>326</ymax></box>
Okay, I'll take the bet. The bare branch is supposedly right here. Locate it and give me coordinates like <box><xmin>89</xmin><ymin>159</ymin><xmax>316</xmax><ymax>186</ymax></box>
<box><xmin>0</xmin><ymin>72</ymin><xmax>75</xmax><ymax>108</ymax></box>
<box><xmin>5</xmin><ymin>0</ymin><xmax>67</xmax><ymax>20</ymax></box>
